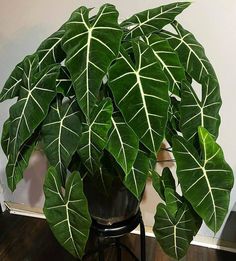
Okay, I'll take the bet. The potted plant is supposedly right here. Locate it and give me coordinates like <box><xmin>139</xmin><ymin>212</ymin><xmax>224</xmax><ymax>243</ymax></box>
<box><xmin>0</xmin><ymin>1</ymin><xmax>234</xmax><ymax>260</ymax></box>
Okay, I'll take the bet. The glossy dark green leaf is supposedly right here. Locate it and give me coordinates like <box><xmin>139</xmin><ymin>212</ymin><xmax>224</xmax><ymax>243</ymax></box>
<box><xmin>173</xmin><ymin>127</ymin><xmax>234</xmax><ymax>232</ymax></box>
<box><xmin>121</xmin><ymin>2</ymin><xmax>190</xmax><ymax>40</ymax></box>
<box><xmin>160</xmin><ymin>22</ymin><xmax>217</xmax><ymax>84</ymax></box>
<box><xmin>180</xmin><ymin>75</ymin><xmax>221</xmax><ymax>142</ymax></box>
<box><xmin>123</xmin><ymin>150</ymin><xmax>149</xmax><ymax>199</ymax></box>
<box><xmin>154</xmin><ymin>202</ymin><xmax>195</xmax><ymax>260</ymax></box>
<box><xmin>109</xmin><ymin>41</ymin><xmax>169</xmax><ymax>154</ymax></box>
<box><xmin>106</xmin><ymin>115</ymin><xmax>139</xmax><ymax>175</ymax></box>
<box><xmin>43</xmin><ymin>167</ymin><xmax>91</xmax><ymax>259</ymax></box>
<box><xmin>41</xmin><ymin>97</ymin><xmax>81</xmax><ymax>180</ymax></box>
<box><xmin>8</xmin><ymin>54</ymin><xmax>59</xmax><ymax>162</ymax></box>
<box><xmin>62</xmin><ymin>4</ymin><xmax>122</xmax><ymax>117</ymax></box>
<box><xmin>144</xmin><ymin>34</ymin><xmax>185</xmax><ymax>96</ymax></box>
<box><xmin>77</xmin><ymin>98</ymin><xmax>113</xmax><ymax>173</ymax></box>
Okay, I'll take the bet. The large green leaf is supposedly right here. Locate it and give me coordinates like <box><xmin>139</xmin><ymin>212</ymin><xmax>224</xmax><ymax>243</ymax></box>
<box><xmin>121</xmin><ymin>2</ymin><xmax>190</xmax><ymax>40</ymax></box>
<box><xmin>1</xmin><ymin>118</ymin><xmax>11</xmax><ymax>156</ymax></box>
<box><xmin>77</xmin><ymin>98</ymin><xmax>113</xmax><ymax>173</ymax></box>
<box><xmin>164</xmin><ymin>185</ymin><xmax>203</xmax><ymax>237</ymax></box>
<box><xmin>180</xmin><ymin>76</ymin><xmax>221</xmax><ymax>142</ymax></box>
<box><xmin>8</xmin><ymin>54</ymin><xmax>59</xmax><ymax>161</ymax></box>
<box><xmin>160</xmin><ymin>22</ymin><xmax>217</xmax><ymax>84</ymax></box>
<box><xmin>36</xmin><ymin>27</ymin><xmax>66</xmax><ymax>70</ymax></box>
<box><xmin>43</xmin><ymin>167</ymin><xmax>91</xmax><ymax>259</ymax></box>
<box><xmin>123</xmin><ymin>150</ymin><xmax>149</xmax><ymax>199</ymax></box>
<box><xmin>6</xmin><ymin>141</ymin><xmax>35</xmax><ymax>191</ymax></box>
<box><xmin>144</xmin><ymin>34</ymin><xmax>185</xmax><ymax>96</ymax></box>
<box><xmin>106</xmin><ymin>115</ymin><xmax>139</xmax><ymax>175</ymax></box>
<box><xmin>62</xmin><ymin>4</ymin><xmax>122</xmax><ymax>117</ymax></box>
<box><xmin>41</xmin><ymin>97</ymin><xmax>81</xmax><ymax>181</ymax></box>
<box><xmin>0</xmin><ymin>61</ymin><xmax>23</xmax><ymax>102</ymax></box>
<box><xmin>108</xmin><ymin>41</ymin><xmax>169</xmax><ymax>154</ymax></box>
<box><xmin>173</xmin><ymin>127</ymin><xmax>234</xmax><ymax>232</ymax></box>
<box><xmin>153</xmin><ymin>202</ymin><xmax>195</xmax><ymax>260</ymax></box>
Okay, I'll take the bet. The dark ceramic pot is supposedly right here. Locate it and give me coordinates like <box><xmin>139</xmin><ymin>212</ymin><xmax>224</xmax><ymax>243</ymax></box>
<box><xmin>83</xmin><ymin>176</ymin><xmax>140</xmax><ymax>225</ymax></box>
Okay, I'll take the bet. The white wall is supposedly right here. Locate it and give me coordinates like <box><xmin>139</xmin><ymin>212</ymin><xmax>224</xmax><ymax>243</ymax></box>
<box><xmin>0</xmin><ymin>0</ymin><xmax>236</xmax><ymax>239</ymax></box>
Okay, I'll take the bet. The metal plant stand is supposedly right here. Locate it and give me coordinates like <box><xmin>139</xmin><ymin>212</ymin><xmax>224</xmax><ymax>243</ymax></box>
<box><xmin>83</xmin><ymin>209</ymin><xmax>146</xmax><ymax>261</ymax></box>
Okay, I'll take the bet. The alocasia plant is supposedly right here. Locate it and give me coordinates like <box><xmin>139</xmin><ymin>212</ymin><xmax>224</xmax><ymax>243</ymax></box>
<box><xmin>0</xmin><ymin>2</ymin><xmax>234</xmax><ymax>260</ymax></box>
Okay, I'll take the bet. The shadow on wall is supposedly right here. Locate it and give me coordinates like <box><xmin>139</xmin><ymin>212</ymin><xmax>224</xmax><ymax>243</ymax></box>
<box><xmin>12</xmin><ymin>150</ymin><xmax>48</xmax><ymax>208</ymax></box>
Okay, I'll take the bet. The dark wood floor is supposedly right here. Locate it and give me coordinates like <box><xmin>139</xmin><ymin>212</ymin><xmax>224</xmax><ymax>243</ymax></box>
<box><xmin>0</xmin><ymin>211</ymin><xmax>235</xmax><ymax>261</ymax></box>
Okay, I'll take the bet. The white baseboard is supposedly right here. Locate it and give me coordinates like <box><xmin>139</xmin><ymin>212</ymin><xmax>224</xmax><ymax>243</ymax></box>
<box><xmin>4</xmin><ymin>201</ymin><xmax>236</xmax><ymax>253</ymax></box>
<box><xmin>5</xmin><ymin>201</ymin><xmax>45</xmax><ymax>219</ymax></box>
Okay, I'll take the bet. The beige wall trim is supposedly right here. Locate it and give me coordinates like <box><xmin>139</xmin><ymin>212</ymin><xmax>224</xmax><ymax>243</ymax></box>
<box><xmin>5</xmin><ymin>202</ymin><xmax>236</xmax><ymax>253</ymax></box>
<box><xmin>5</xmin><ymin>201</ymin><xmax>45</xmax><ymax>219</ymax></box>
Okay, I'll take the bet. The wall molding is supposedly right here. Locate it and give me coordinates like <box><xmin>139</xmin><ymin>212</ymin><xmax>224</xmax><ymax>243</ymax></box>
<box><xmin>5</xmin><ymin>201</ymin><xmax>45</xmax><ymax>219</ymax></box>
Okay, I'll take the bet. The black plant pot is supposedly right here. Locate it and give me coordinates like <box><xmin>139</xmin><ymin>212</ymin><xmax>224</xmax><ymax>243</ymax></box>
<box><xmin>83</xmin><ymin>176</ymin><xmax>140</xmax><ymax>225</ymax></box>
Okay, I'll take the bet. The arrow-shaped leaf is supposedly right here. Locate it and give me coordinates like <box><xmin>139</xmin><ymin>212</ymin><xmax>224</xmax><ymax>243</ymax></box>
<box><xmin>41</xmin><ymin>97</ymin><xmax>81</xmax><ymax>181</ymax></box>
<box><xmin>123</xmin><ymin>150</ymin><xmax>149</xmax><ymax>199</ymax></box>
<box><xmin>43</xmin><ymin>167</ymin><xmax>91</xmax><ymax>259</ymax></box>
<box><xmin>160</xmin><ymin>22</ymin><xmax>217</xmax><ymax>84</ymax></box>
<box><xmin>77</xmin><ymin>98</ymin><xmax>113</xmax><ymax>173</ymax></box>
<box><xmin>108</xmin><ymin>41</ymin><xmax>169</xmax><ymax>154</ymax></box>
<box><xmin>8</xmin><ymin>54</ymin><xmax>59</xmax><ymax>161</ymax></box>
<box><xmin>153</xmin><ymin>202</ymin><xmax>195</xmax><ymax>260</ymax></box>
<box><xmin>106</xmin><ymin>115</ymin><xmax>139</xmax><ymax>175</ymax></box>
<box><xmin>36</xmin><ymin>27</ymin><xmax>66</xmax><ymax>70</ymax></box>
<box><xmin>180</xmin><ymin>75</ymin><xmax>221</xmax><ymax>142</ymax></box>
<box><xmin>0</xmin><ymin>61</ymin><xmax>24</xmax><ymax>102</ymax></box>
<box><xmin>173</xmin><ymin>127</ymin><xmax>234</xmax><ymax>232</ymax></box>
<box><xmin>6</xmin><ymin>141</ymin><xmax>35</xmax><ymax>191</ymax></box>
<box><xmin>121</xmin><ymin>2</ymin><xmax>190</xmax><ymax>40</ymax></box>
<box><xmin>62</xmin><ymin>4</ymin><xmax>122</xmax><ymax>117</ymax></box>
<box><xmin>144</xmin><ymin>34</ymin><xmax>186</xmax><ymax>96</ymax></box>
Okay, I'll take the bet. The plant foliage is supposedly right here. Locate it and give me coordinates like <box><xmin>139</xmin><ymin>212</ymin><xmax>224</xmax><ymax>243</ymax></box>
<box><xmin>0</xmin><ymin>2</ymin><xmax>233</xmax><ymax>259</ymax></box>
